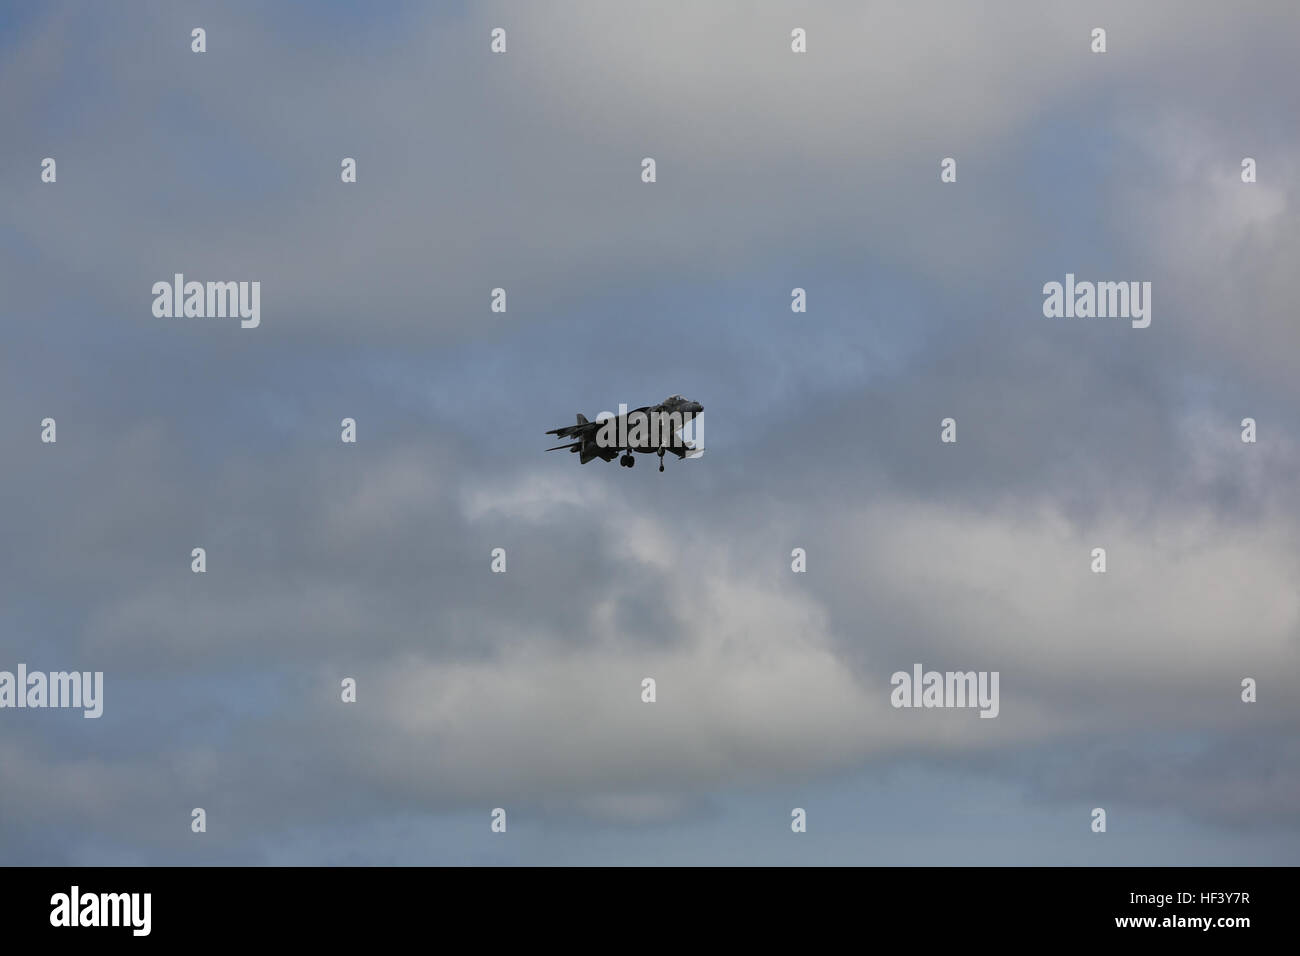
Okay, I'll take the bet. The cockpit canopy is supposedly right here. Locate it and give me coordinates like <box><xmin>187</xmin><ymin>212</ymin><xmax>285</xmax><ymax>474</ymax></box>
<box><xmin>661</xmin><ymin>394</ymin><xmax>702</xmax><ymax>413</ymax></box>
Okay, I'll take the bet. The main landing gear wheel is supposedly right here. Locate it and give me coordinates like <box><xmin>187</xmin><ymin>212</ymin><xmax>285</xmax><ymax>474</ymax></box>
<box><xmin>620</xmin><ymin>453</ymin><xmax>634</xmax><ymax>467</ymax></box>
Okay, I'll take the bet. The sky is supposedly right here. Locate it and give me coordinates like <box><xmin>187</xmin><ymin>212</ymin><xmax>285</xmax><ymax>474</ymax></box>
<box><xmin>1</xmin><ymin>0</ymin><xmax>1298</xmax><ymax>865</ymax></box>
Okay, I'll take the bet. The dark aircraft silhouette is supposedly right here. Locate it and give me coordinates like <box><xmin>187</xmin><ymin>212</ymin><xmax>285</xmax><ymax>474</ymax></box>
<box><xmin>546</xmin><ymin>395</ymin><xmax>704</xmax><ymax>472</ymax></box>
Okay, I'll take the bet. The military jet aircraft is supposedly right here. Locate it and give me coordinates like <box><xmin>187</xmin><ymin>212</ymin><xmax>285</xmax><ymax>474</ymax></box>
<box><xmin>546</xmin><ymin>395</ymin><xmax>704</xmax><ymax>471</ymax></box>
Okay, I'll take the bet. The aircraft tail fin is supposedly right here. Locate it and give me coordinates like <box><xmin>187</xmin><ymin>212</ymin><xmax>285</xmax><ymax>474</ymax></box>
<box><xmin>576</xmin><ymin>413</ymin><xmax>589</xmax><ymax>425</ymax></box>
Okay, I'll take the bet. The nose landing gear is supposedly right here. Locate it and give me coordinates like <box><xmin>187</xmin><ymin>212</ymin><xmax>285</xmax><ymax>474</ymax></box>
<box><xmin>657</xmin><ymin>448</ymin><xmax>665</xmax><ymax>472</ymax></box>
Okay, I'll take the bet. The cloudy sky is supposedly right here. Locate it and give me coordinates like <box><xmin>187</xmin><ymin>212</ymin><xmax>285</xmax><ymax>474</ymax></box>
<box><xmin>2</xmin><ymin>0</ymin><xmax>1298</xmax><ymax>865</ymax></box>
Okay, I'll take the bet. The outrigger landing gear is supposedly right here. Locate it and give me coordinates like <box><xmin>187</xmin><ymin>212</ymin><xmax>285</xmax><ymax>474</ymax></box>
<box><xmin>658</xmin><ymin>448</ymin><xmax>665</xmax><ymax>472</ymax></box>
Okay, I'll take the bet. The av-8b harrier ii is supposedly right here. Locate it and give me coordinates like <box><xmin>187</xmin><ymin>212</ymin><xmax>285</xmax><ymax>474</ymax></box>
<box><xmin>546</xmin><ymin>395</ymin><xmax>704</xmax><ymax>472</ymax></box>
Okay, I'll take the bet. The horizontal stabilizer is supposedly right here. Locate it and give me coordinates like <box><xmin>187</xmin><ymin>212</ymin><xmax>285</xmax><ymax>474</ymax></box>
<box><xmin>546</xmin><ymin>418</ymin><xmax>602</xmax><ymax>438</ymax></box>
